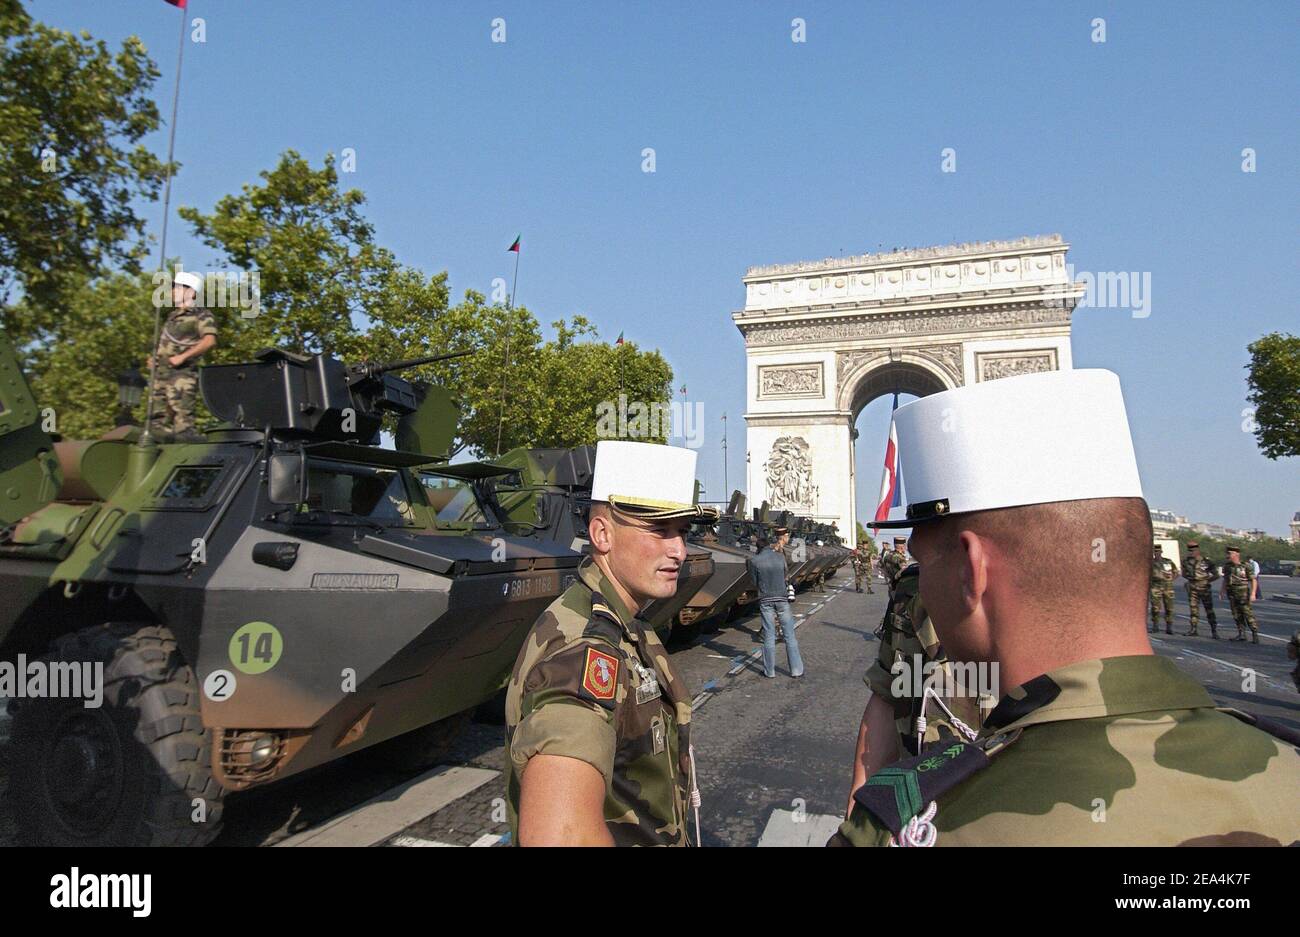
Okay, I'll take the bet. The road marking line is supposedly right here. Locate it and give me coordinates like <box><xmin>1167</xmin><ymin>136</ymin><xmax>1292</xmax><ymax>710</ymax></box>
<box><xmin>694</xmin><ymin>591</ymin><xmax>839</xmax><ymax>710</ymax></box>
<box><xmin>391</xmin><ymin>835</ymin><xmax>456</xmax><ymax>847</ymax></box>
<box><xmin>1151</xmin><ymin>638</ymin><xmax>1290</xmax><ymax>690</ymax></box>
<box><xmin>470</xmin><ymin>832</ymin><xmax>508</xmax><ymax>847</ymax></box>
<box><xmin>757</xmin><ymin>809</ymin><xmax>845</xmax><ymax>847</ymax></box>
<box><xmin>276</xmin><ymin>764</ymin><xmax>498</xmax><ymax>847</ymax></box>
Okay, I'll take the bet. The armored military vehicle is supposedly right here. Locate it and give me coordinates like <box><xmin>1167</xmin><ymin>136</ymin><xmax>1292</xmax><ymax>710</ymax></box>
<box><xmin>0</xmin><ymin>335</ymin><xmax>581</xmax><ymax>846</ymax></box>
<box><xmin>673</xmin><ymin>491</ymin><xmax>759</xmax><ymax>638</ymax></box>
<box><xmin>487</xmin><ymin>445</ymin><xmax>715</xmax><ymax>640</ymax></box>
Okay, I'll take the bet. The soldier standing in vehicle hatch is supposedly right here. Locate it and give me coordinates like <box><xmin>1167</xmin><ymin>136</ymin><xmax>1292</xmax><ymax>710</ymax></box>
<box><xmin>148</xmin><ymin>270</ymin><xmax>217</xmax><ymax>440</ymax></box>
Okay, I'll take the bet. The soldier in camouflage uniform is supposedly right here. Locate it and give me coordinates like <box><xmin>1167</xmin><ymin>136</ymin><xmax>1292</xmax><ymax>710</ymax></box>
<box><xmin>879</xmin><ymin>536</ymin><xmax>909</xmax><ymax>595</ymax></box>
<box><xmin>850</xmin><ymin>548</ymin><xmax>873</xmax><ymax>593</ymax></box>
<box><xmin>844</xmin><ymin>563</ymin><xmax>982</xmax><ymax>817</ymax></box>
<box><xmin>1148</xmin><ymin>544</ymin><xmax>1177</xmax><ymax>633</ymax></box>
<box><xmin>1180</xmin><ymin>541</ymin><xmax>1220</xmax><ymax>638</ymax></box>
<box><xmin>505</xmin><ymin>441</ymin><xmax>717</xmax><ymax>846</ymax></box>
<box><xmin>830</xmin><ymin>369</ymin><xmax>1300</xmax><ymax>847</ymax></box>
<box><xmin>149</xmin><ymin>270</ymin><xmax>217</xmax><ymax>440</ymax></box>
<box><xmin>1220</xmin><ymin>546</ymin><xmax>1259</xmax><ymax>643</ymax></box>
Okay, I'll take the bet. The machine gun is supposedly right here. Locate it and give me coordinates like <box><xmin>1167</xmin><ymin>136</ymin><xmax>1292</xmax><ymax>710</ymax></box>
<box><xmin>201</xmin><ymin>347</ymin><xmax>471</xmax><ymax>450</ymax></box>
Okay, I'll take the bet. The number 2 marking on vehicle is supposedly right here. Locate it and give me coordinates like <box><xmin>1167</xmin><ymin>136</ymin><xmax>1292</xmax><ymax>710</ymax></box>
<box><xmin>204</xmin><ymin>669</ymin><xmax>236</xmax><ymax>701</ymax></box>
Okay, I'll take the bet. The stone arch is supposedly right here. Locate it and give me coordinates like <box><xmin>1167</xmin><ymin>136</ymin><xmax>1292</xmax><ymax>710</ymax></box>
<box><xmin>734</xmin><ymin>236</ymin><xmax>1080</xmax><ymax>547</ymax></box>
<box><xmin>837</xmin><ymin>352</ymin><xmax>956</xmax><ymax>416</ymax></box>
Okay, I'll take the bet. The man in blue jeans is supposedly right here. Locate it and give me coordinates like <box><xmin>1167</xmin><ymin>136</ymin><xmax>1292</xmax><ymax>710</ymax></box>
<box><xmin>746</xmin><ymin>527</ymin><xmax>805</xmax><ymax>679</ymax></box>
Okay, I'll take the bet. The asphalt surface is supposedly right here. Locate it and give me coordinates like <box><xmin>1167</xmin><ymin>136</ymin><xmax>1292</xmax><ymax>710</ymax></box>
<box><xmin>1</xmin><ymin>574</ymin><xmax>1297</xmax><ymax>847</ymax></box>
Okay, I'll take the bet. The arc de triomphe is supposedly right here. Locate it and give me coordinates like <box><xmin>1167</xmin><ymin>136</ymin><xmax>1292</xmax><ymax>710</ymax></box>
<box><xmin>733</xmin><ymin>234</ymin><xmax>1085</xmax><ymax>548</ymax></box>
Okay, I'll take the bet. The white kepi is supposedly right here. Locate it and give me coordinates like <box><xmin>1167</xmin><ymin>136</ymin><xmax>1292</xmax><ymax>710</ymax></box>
<box><xmin>590</xmin><ymin>441</ymin><xmax>719</xmax><ymax>523</ymax></box>
<box><xmin>872</xmin><ymin>369</ymin><xmax>1143</xmax><ymax>528</ymax></box>
<box><xmin>172</xmin><ymin>269</ymin><xmax>203</xmax><ymax>294</ymax></box>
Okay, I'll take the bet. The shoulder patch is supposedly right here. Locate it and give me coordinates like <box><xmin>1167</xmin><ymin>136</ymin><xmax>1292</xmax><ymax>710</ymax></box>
<box><xmin>581</xmin><ymin>647</ymin><xmax>619</xmax><ymax>702</ymax></box>
<box><xmin>853</xmin><ymin>739</ymin><xmax>990</xmax><ymax>835</ymax></box>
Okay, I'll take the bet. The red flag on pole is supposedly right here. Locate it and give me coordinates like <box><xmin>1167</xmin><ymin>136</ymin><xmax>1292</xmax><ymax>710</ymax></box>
<box><xmin>507</xmin><ymin>235</ymin><xmax>520</xmax><ymax>253</ymax></box>
<box><xmin>164</xmin><ymin>0</ymin><xmax>187</xmax><ymax>8</ymax></box>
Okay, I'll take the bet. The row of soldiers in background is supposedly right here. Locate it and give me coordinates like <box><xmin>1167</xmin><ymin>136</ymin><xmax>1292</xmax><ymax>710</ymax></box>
<box><xmin>845</xmin><ymin>538</ymin><xmax>914</xmax><ymax>595</ymax></box>
<box><xmin>1149</xmin><ymin>541</ymin><xmax>1259</xmax><ymax>642</ymax></box>
<box><xmin>849</xmin><ymin>545</ymin><xmax>874</xmax><ymax>593</ymax></box>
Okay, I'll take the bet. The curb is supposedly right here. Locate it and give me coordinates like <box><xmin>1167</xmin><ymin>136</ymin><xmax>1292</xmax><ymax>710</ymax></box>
<box><xmin>1271</xmin><ymin>594</ymin><xmax>1300</xmax><ymax>606</ymax></box>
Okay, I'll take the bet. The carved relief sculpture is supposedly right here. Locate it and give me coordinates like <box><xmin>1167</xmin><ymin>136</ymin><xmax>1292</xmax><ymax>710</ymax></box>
<box><xmin>758</xmin><ymin>363</ymin><xmax>823</xmax><ymax>398</ymax></box>
<box><xmin>976</xmin><ymin>349</ymin><xmax>1058</xmax><ymax>382</ymax></box>
<box><xmin>765</xmin><ymin>436</ymin><xmax>819</xmax><ymax>512</ymax></box>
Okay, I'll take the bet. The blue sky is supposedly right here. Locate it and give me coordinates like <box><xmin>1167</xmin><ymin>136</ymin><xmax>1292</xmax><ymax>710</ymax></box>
<box><xmin>38</xmin><ymin>1</ymin><xmax>1299</xmax><ymax>534</ymax></box>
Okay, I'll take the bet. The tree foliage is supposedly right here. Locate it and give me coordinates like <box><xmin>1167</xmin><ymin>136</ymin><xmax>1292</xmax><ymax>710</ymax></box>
<box><xmin>1245</xmin><ymin>332</ymin><xmax>1300</xmax><ymax>460</ymax></box>
<box><xmin>1165</xmin><ymin>528</ymin><xmax>1300</xmax><ymax>565</ymax></box>
<box><xmin>9</xmin><ymin>144</ymin><xmax>674</xmax><ymax>456</ymax></box>
<box><xmin>0</xmin><ymin>0</ymin><xmax>167</xmax><ymax>318</ymax></box>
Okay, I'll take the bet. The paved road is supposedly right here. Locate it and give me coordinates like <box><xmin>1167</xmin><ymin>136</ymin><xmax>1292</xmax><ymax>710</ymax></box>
<box><xmin>2</xmin><ymin>574</ymin><xmax>1297</xmax><ymax>847</ymax></box>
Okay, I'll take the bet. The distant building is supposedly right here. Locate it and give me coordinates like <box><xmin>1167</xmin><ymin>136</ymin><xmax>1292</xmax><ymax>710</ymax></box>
<box><xmin>1150</xmin><ymin>508</ymin><xmax>1277</xmax><ymax>541</ymax></box>
<box><xmin>1291</xmin><ymin>512</ymin><xmax>1300</xmax><ymax>544</ymax></box>
<box><xmin>1149</xmin><ymin>508</ymin><xmax>1189</xmax><ymax>536</ymax></box>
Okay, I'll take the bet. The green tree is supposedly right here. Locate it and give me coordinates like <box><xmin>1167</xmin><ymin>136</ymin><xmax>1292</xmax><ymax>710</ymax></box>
<box><xmin>532</xmin><ymin>318</ymin><xmax>674</xmax><ymax>450</ymax></box>
<box><xmin>178</xmin><ymin>150</ymin><xmax>396</xmax><ymax>360</ymax></box>
<box><xmin>0</xmin><ymin>0</ymin><xmax>168</xmax><ymax>322</ymax></box>
<box><xmin>855</xmin><ymin>523</ymin><xmax>878</xmax><ymax>554</ymax></box>
<box><xmin>17</xmin><ymin>146</ymin><xmax>680</xmax><ymax>453</ymax></box>
<box><xmin>1245</xmin><ymin>332</ymin><xmax>1300</xmax><ymax>459</ymax></box>
<box><xmin>18</xmin><ymin>269</ymin><xmax>159</xmax><ymax>439</ymax></box>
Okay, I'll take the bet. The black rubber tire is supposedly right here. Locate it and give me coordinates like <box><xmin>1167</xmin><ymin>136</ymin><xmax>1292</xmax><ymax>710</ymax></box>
<box><xmin>669</xmin><ymin>620</ymin><xmax>701</xmax><ymax>645</ymax></box>
<box><xmin>9</xmin><ymin>623</ymin><xmax>223</xmax><ymax>846</ymax></box>
<box><xmin>368</xmin><ymin>712</ymin><xmax>472</xmax><ymax>773</ymax></box>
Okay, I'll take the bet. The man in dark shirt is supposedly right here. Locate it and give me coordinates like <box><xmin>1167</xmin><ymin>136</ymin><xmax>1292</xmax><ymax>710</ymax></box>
<box><xmin>746</xmin><ymin>527</ymin><xmax>805</xmax><ymax>679</ymax></box>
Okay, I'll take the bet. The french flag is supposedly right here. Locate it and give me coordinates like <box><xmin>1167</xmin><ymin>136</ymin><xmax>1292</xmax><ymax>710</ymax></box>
<box><xmin>872</xmin><ymin>394</ymin><xmax>901</xmax><ymax>529</ymax></box>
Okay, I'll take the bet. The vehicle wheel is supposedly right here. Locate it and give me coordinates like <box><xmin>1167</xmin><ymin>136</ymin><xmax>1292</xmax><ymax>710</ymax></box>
<box><xmin>369</xmin><ymin>712</ymin><xmax>472</xmax><ymax>772</ymax></box>
<box><xmin>9</xmin><ymin>623</ymin><xmax>223</xmax><ymax>847</ymax></box>
<box><xmin>669</xmin><ymin>620</ymin><xmax>701</xmax><ymax>645</ymax></box>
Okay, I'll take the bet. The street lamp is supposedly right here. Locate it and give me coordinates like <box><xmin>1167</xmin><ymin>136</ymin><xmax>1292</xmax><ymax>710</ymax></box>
<box><xmin>115</xmin><ymin>367</ymin><xmax>148</xmax><ymax>427</ymax></box>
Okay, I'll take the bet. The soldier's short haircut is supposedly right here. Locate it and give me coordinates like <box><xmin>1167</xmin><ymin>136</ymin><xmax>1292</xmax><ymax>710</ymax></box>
<box><xmin>944</xmin><ymin>497</ymin><xmax>1152</xmax><ymax>613</ymax></box>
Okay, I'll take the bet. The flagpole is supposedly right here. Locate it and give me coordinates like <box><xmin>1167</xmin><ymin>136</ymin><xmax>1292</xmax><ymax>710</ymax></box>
<box><xmin>722</xmin><ymin>411</ymin><xmax>729</xmax><ymax>498</ymax></box>
<box><xmin>141</xmin><ymin>2</ymin><xmax>189</xmax><ymax>443</ymax></box>
<box><xmin>495</xmin><ymin>238</ymin><xmax>520</xmax><ymax>458</ymax></box>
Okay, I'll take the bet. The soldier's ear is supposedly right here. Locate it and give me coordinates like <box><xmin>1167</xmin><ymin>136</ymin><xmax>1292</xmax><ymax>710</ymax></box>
<box><xmin>588</xmin><ymin>511</ymin><xmax>614</xmax><ymax>555</ymax></box>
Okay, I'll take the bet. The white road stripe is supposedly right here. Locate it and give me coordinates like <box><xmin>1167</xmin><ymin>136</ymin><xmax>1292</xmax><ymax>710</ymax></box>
<box><xmin>276</xmin><ymin>764</ymin><xmax>498</xmax><ymax>847</ymax></box>
<box><xmin>693</xmin><ymin>590</ymin><xmax>839</xmax><ymax>711</ymax></box>
<box><xmin>757</xmin><ymin>809</ymin><xmax>845</xmax><ymax>847</ymax></box>
<box><xmin>1151</xmin><ymin>638</ymin><xmax>1291</xmax><ymax>690</ymax></box>
<box><xmin>470</xmin><ymin>832</ymin><xmax>508</xmax><ymax>847</ymax></box>
<box><xmin>391</xmin><ymin>835</ymin><xmax>456</xmax><ymax>847</ymax></box>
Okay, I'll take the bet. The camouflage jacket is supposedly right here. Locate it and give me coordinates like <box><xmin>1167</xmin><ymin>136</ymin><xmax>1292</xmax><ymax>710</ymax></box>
<box><xmin>865</xmin><ymin>565</ymin><xmax>980</xmax><ymax>756</ymax></box>
<box><xmin>1222</xmin><ymin>560</ymin><xmax>1255</xmax><ymax>592</ymax></box>
<box><xmin>505</xmin><ymin>558</ymin><xmax>693</xmax><ymax>846</ymax></box>
<box><xmin>156</xmin><ymin>306</ymin><xmax>217</xmax><ymax>372</ymax></box>
<box><xmin>1149</xmin><ymin>556</ymin><xmax>1177</xmax><ymax>587</ymax></box>
<box><xmin>880</xmin><ymin>550</ymin><xmax>907</xmax><ymax>589</ymax></box>
<box><xmin>835</xmin><ymin>655</ymin><xmax>1300</xmax><ymax>846</ymax></box>
<box><xmin>1181</xmin><ymin>555</ymin><xmax>1218</xmax><ymax>589</ymax></box>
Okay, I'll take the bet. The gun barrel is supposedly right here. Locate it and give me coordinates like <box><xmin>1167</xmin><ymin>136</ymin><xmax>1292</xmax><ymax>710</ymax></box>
<box><xmin>366</xmin><ymin>348</ymin><xmax>474</xmax><ymax>377</ymax></box>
